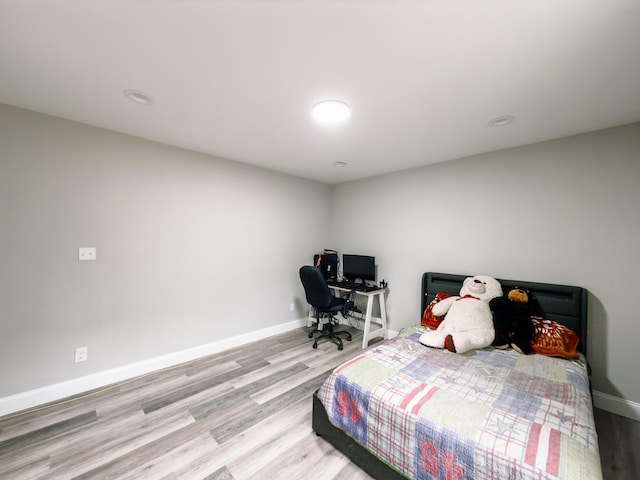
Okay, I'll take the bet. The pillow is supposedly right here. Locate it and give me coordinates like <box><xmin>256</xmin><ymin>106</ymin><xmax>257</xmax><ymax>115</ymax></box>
<box><xmin>421</xmin><ymin>292</ymin><xmax>452</xmax><ymax>329</ymax></box>
<box><xmin>530</xmin><ymin>316</ymin><xmax>580</xmax><ymax>359</ymax></box>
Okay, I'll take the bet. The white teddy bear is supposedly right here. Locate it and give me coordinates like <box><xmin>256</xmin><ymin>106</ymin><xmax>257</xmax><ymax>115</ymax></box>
<box><xmin>419</xmin><ymin>275</ymin><xmax>502</xmax><ymax>354</ymax></box>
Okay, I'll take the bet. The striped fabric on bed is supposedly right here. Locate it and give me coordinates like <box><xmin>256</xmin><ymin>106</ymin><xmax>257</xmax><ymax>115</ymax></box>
<box><xmin>318</xmin><ymin>325</ymin><xmax>602</xmax><ymax>480</ymax></box>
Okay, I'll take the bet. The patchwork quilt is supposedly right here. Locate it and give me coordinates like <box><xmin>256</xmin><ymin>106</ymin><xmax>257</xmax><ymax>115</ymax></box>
<box><xmin>318</xmin><ymin>326</ymin><xmax>602</xmax><ymax>480</ymax></box>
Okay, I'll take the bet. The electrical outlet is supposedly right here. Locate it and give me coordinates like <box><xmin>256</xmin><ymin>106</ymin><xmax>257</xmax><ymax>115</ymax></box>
<box><xmin>75</xmin><ymin>346</ymin><xmax>88</xmax><ymax>363</ymax></box>
<box><xmin>78</xmin><ymin>247</ymin><xmax>97</xmax><ymax>261</ymax></box>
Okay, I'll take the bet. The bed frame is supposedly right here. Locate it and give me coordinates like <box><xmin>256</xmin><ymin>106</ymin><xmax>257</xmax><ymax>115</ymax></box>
<box><xmin>312</xmin><ymin>272</ymin><xmax>588</xmax><ymax>480</ymax></box>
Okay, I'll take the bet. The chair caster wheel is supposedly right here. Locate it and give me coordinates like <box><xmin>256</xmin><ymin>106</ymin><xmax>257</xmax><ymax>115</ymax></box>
<box><xmin>308</xmin><ymin>332</ymin><xmax>314</xmax><ymax>338</ymax></box>
<box><xmin>313</xmin><ymin>342</ymin><xmax>318</xmax><ymax>349</ymax></box>
<box><xmin>338</xmin><ymin>344</ymin><xmax>343</xmax><ymax>350</ymax></box>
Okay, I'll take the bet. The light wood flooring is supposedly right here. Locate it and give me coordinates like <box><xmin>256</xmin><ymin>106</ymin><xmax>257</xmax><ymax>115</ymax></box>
<box><xmin>0</xmin><ymin>326</ymin><xmax>638</xmax><ymax>480</ymax></box>
<box><xmin>0</xmin><ymin>326</ymin><xmax>375</xmax><ymax>480</ymax></box>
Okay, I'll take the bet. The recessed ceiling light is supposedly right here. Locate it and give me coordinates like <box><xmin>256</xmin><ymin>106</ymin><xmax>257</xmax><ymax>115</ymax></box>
<box><xmin>123</xmin><ymin>89</ymin><xmax>155</xmax><ymax>105</ymax></box>
<box><xmin>488</xmin><ymin>115</ymin><xmax>515</xmax><ymax>127</ymax></box>
<box><xmin>312</xmin><ymin>100</ymin><xmax>351</xmax><ymax>124</ymax></box>
<box><xmin>332</xmin><ymin>161</ymin><xmax>348</xmax><ymax>168</ymax></box>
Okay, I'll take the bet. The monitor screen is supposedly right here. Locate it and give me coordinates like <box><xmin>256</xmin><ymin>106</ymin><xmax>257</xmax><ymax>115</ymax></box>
<box><xmin>342</xmin><ymin>254</ymin><xmax>375</xmax><ymax>282</ymax></box>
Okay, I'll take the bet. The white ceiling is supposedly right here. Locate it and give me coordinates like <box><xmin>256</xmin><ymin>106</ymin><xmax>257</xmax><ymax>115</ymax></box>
<box><xmin>1</xmin><ymin>0</ymin><xmax>639</xmax><ymax>184</ymax></box>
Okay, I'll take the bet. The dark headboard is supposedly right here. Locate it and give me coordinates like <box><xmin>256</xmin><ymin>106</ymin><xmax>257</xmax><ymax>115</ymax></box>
<box><xmin>421</xmin><ymin>272</ymin><xmax>588</xmax><ymax>356</ymax></box>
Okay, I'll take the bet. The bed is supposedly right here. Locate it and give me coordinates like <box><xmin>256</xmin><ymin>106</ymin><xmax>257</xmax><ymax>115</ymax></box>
<box><xmin>312</xmin><ymin>272</ymin><xmax>602</xmax><ymax>480</ymax></box>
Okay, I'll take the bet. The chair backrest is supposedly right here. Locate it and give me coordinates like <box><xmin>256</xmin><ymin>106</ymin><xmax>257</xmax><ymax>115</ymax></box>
<box><xmin>299</xmin><ymin>266</ymin><xmax>335</xmax><ymax>309</ymax></box>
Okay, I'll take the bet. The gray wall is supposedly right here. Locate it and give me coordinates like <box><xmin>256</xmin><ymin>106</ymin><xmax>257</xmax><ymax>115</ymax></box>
<box><xmin>0</xmin><ymin>104</ymin><xmax>331</xmax><ymax>396</ymax></box>
<box><xmin>331</xmin><ymin>122</ymin><xmax>640</xmax><ymax>409</ymax></box>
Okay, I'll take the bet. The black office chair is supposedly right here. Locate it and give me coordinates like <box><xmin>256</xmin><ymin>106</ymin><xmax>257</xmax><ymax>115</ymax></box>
<box><xmin>299</xmin><ymin>266</ymin><xmax>352</xmax><ymax>350</ymax></box>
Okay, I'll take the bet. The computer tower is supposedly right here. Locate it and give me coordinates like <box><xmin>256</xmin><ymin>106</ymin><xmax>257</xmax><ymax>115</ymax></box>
<box><xmin>313</xmin><ymin>251</ymin><xmax>338</xmax><ymax>281</ymax></box>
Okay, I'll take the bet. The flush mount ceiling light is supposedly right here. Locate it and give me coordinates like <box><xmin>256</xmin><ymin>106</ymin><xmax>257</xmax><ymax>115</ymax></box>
<box><xmin>332</xmin><ymin>161</ymin><xmax>348</xmax><ymax>168</ymax></box>
<box><xmin>312</xmin><ymin>100</ymin><xmax>351</xmax><ymax>124</ymax></box>
<box><xmin>488</xmin><ymin>115</ymin><xmax>515</xmax><ymax>127</ymax></box>
<box><xmin>123</xmin><ymin>89</ymin><xmax>155</xmax><ymax>105</ymax></box>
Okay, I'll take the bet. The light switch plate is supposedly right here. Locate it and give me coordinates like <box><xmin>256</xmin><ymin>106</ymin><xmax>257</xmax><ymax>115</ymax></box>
<box><xmin>79</xmin><ymin>247</ymin><xmax>97</xmax><ymax>261</ymax></box>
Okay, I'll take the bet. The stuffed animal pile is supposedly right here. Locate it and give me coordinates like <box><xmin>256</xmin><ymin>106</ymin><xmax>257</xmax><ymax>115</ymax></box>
<box><xmin>419</xmin><ymin>275</ymin><xmax>503</xmax><ymax>354</ymax></box>
<box><xmin>489</xmin><ymin>287</ymin><xmax>538</xmax><ymax>354</ymax></box>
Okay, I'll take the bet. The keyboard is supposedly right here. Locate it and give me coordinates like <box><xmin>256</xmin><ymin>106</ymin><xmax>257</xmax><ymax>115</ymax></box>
<box><xmin>328</xmin><ymin>281</ymin><xmax>378</xmax><ymax>292</ymax></box>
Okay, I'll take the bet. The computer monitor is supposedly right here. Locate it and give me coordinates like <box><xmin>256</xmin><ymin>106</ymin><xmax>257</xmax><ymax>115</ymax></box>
<box><xmin>342</xmin><ymin>254</ymin><xmax>375</xmax><ymax>283</ymax></box>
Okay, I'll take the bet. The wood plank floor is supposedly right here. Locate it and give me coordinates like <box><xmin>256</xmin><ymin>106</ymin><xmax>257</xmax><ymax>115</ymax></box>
<box><xmin>593</xmin><ymin>407</ymin><xmax>640</xmax><ymax>480</ymax></box>
<box><xmin>0</xmin><ymin>327</ymin><xmax>375</xmax><ymax>480</ymax></box>
<box><xmin>0</xmin><ymin>326</ymin><xmax>638</xmax><ymax>479</ymax></box>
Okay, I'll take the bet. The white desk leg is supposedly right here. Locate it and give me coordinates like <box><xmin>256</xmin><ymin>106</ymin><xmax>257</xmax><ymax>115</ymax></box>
<box><xmin>307</xmin><ymin>306</ymin><xmax>314</xmax><ymax>328</ymax></box>
<box><xmin>378</xmin><ymin>292</ymin><xmax>388</xmax><ymax>340</ymax></box>
<box><xmin>361</xmin><ymin>291</ymin><xmax>389</xmax><ymax>349</ymax></box>
<box><xmin>362</xmin><ymin>294</ymin><xmax>375</xmax><ymax>349</ymax></box>
<box><xmin>307</xmin><ymin>307</ymin><xmax>324</xmax><ymax>330</ymax></box>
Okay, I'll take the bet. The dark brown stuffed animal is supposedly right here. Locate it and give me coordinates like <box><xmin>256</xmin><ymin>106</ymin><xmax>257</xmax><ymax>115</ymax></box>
<box><xmin>489</xmin><ymin>287</ymin><xmax>538</xmax><ymax>354</ymax></box>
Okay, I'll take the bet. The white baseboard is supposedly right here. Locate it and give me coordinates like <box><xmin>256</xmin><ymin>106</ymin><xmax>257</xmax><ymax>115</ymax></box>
<box><xmin>0</xmin><ymin>318</ymin><xmax>308</xmax><ymax>418</ymax></box>
<box><xmin>593</xmin><ymin>390</ymin><xmax>640</xmax><ymax>421</ymax></box>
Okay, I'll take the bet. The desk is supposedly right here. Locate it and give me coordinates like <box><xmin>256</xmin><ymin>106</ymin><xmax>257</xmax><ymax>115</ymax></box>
<box><xmin>330</xmin><ymin>285</ymin><xmax>389</xmax><ymax>349</ymax></box>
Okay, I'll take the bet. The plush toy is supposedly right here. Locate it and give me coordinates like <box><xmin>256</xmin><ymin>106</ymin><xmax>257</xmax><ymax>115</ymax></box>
<box><xmin>419</xmin><ymin>275</ymin><xmax>503</xmax><ymax>354</ymax></box>
<box><xmin>489</xmin><ymin>287</ymin><xmax>538</xmax><ymax>354</ymax></box>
